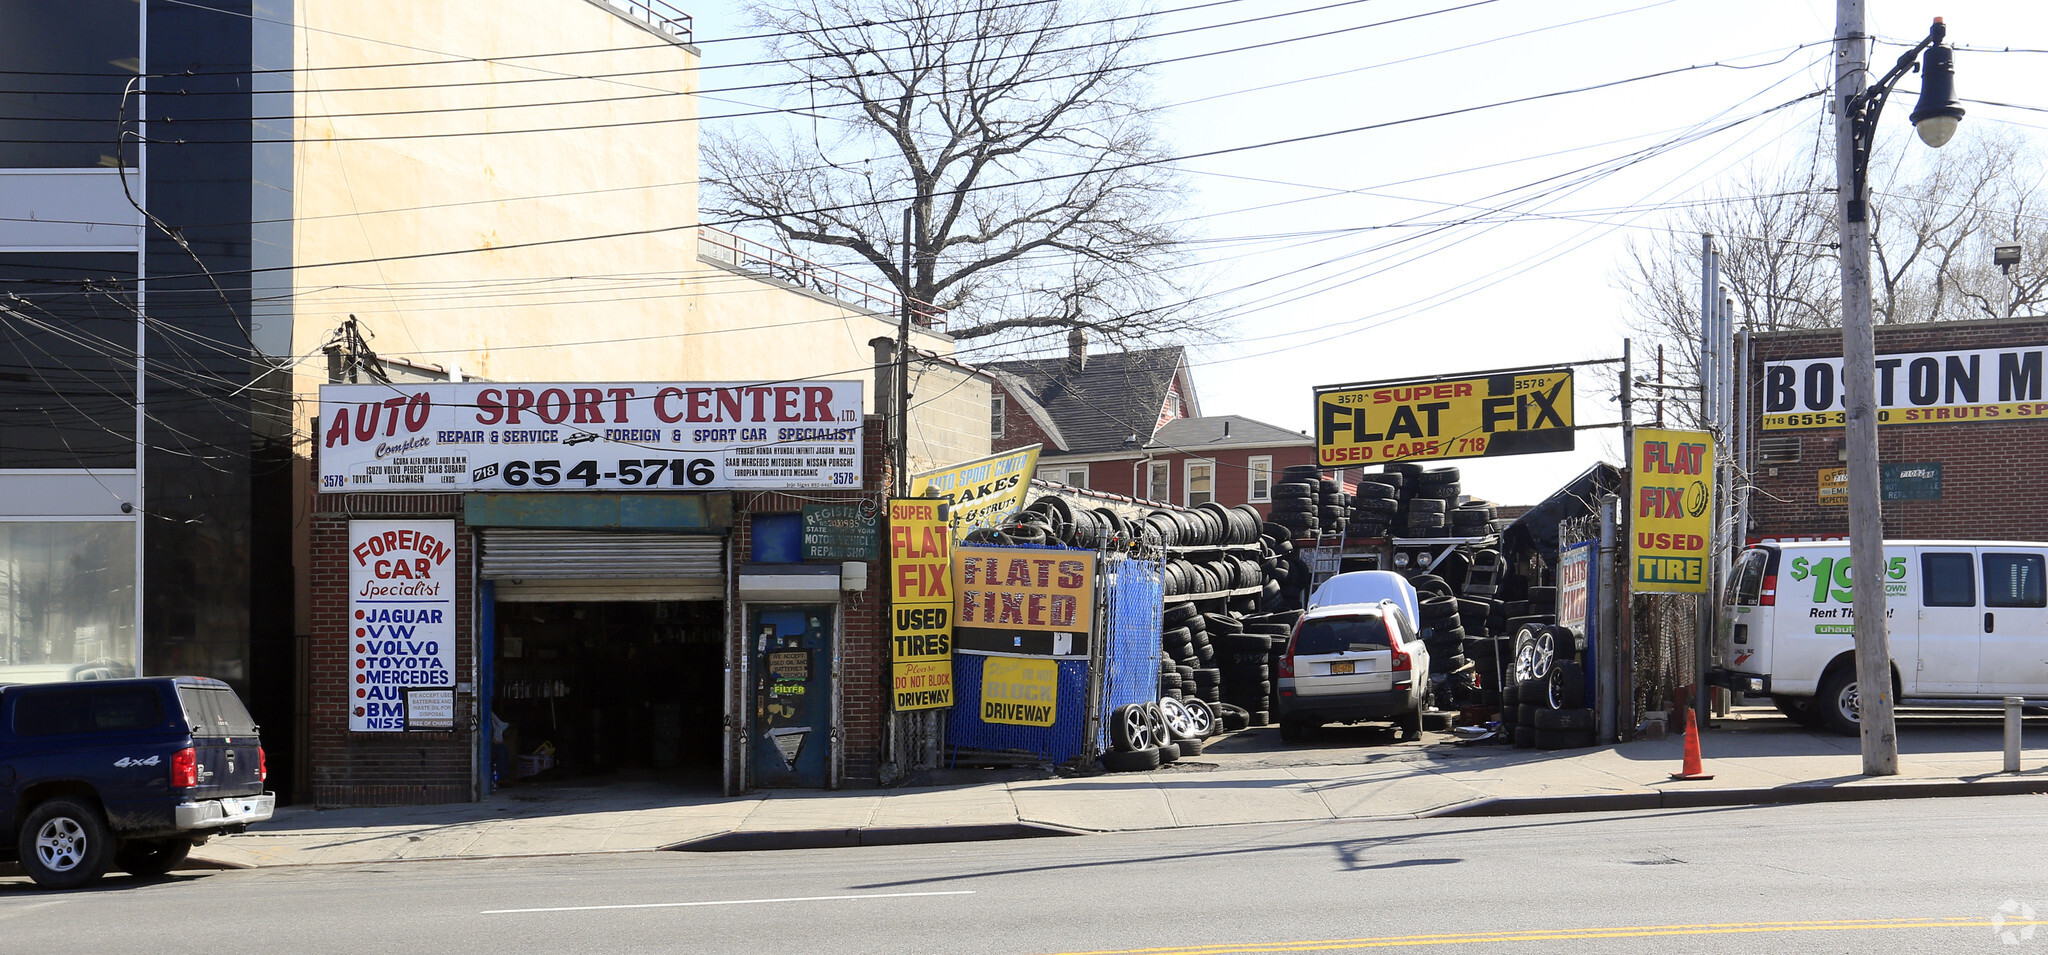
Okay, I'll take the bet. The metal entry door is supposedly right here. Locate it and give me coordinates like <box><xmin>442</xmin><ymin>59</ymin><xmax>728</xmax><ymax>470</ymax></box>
<box><xmin>748</xmin><ymin>605</ymin><xmax>833</xmax><ymax>787</ymax></box>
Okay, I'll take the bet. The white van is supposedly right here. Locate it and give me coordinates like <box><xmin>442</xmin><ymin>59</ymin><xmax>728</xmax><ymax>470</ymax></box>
<box><xmin>1712</xmin><ymin>540</ymin><xmax>2048</xmax><ymax>735</ymax></box>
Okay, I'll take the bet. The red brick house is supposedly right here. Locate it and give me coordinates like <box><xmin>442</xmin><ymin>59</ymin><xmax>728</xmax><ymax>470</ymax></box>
<box><xmin>985</xmin><ymin>337</ymin><xmax>1342</xmax><ymax>515</ymax></box>
<box><xmin>1742</xmin><ymin>315</ymin><xmax>2048</xmax><ymax>542</ymax></box>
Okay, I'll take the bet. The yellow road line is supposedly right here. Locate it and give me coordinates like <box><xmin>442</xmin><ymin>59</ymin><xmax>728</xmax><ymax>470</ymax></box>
<box><xmin>1036</xmin><ymin>917</ymin><xmax>2047</xmax><ymax>954</ymax></box>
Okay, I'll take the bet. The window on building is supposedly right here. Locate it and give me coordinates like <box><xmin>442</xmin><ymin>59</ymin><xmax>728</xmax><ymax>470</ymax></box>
<box><xmin>1147</xmin><ymin>461</ymin><xmax>1170</xmax><ymax>502</ymax></box>
<box><xmin>1038</xmin><ymin>465</ymin><xmax>1087</xmax><ymax>489</ymax></box>
<box><xmin>1185</xmin><ymin>459</ymin><xmax>1214</xmax><ymax>506</ymax></box>
<box><xmin>0</xmin><ymin>0</ymin><xmax>139</xmax><ymax>168</ymax></box>
<box><xmin>1248</xmin><ymin>456</ymin><xmax>1273</xmax><ymax>503</ymax></box>
<box><xmin>1984</xmin><ymin>553</ymin><xmax>2046</xmax><ymax>608</ymax></box>
<box><xmin>0</xmin><ymin>521</ymin><xmax>137</xmax><ymax>684</ymax></box>
<box><xmin>0</xmin><ymin>253</ymin><xmax>139</xmax><ymax>469</ymax></box>
<box><xmin>1921</xmin><ymin>553</ymin><xmax>1975</xmax><ymax>607</ymax></box>
<box><xmin>991</xmin><ymin>394</ymin><xmax>1005</xmax><ymax>438</ymax></box>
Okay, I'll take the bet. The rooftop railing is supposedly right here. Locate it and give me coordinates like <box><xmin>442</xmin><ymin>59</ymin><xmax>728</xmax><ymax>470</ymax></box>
<box><xmin>698</xmin><ymin>225</ymin><xmax>944</xmax><ymax>330</ymax></box>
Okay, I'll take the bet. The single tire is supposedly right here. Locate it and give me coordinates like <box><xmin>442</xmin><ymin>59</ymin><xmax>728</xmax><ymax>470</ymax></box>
<box><xmin>1176</xmin><ymin>738</ymin><xmax>1205</xmax><ymax>758</ymax></box>
<box><xmin>1534</xmin><ymin>727</ymin><xmax>1597</xmax><ymax>750</ymax></box>
<box><xmin>1533</xmin><ymin>707</ymin><xmax>1594</xmax><ymax>731</ymax></box>
<box><xmin>1545</xmin><ymin>661</ymin><xmax>1586</xmax><ymax>710</ymax></box>
<box><xmin>1217</xmin><ymin>704</ymin><xmax>1251</xmax><ymax>731</ymax></box>
<box><xmin>1158</xmin><ymin>696</ymin><xmax>1200</xmax><ymax>741</ymax></box>
<box><xmin>114</xmin><ymin>837</ymin><xmax>192</xmax><ymax>878</ymax></box>
<box><xmin>1101</xmin><ymin>747</ymin><xmax>1163</xmax><ymax>772</ymax></box>
<box><xmin>1180</xmin><ymin>697</ymin><xmax>1218</xmax><ymax>738</ymax></box>
<box><xmin>1157</xmin><ymin>740</ymin><xmax>1181</xmax><ymax>763</ymax></box>
<box><xmin>19</xmin><ymin>797</ymin><xmax>113</xmax><ymax>889</ymax></box>
<box><xmin>1815</xmin><ymin>666</ymin><xmax>1863</xmax><ymax>737</ymax></box>
<box><xmin>1517</xmin><ymin>703</ymin><xmax>1539</xmax><ymax>726</ymax></box>
<box><xmin>1513</xmin><ymin>724</ymin><xmax>1537</xmax><ymax>748</ymax></box>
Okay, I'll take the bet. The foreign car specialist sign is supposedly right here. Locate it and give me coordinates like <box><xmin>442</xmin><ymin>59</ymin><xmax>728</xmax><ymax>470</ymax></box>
<box><xmin>1762</xmin><ymin>344</ymin><xmax>2047</xmax><ymax>430</ymax></box>
<box><xmin>1630</xmin><ymin>428</ymin><xmax>1712</xmax><ymax>594</ymax></box>
<box><xmin>1315</xmin><ymin>368</ymin><xmax>1573</xmax><ymax>465</ymax></box>
<box><xmin>910</xmin><ymin>445</ymin><xmax>1041</xmax><ymax>530</ymax></box>
<box><xmin>951</xmin><ymin>545</ymin><xmax>1095</xmax><ymax>657</ymax></box>
<box><xmin>318</xmin><ymin>381</ymin><xmax>863</xmax><ymax>491</ymax></box>
<box><xmin>889</xmin><ymin>498</ymin><xmax>954</xmax><ymax>711</ymax></box>
<box><xmin>349</xmin><ymin>520</ymin><xmax>457</xmax><ymax>731</ymax></box>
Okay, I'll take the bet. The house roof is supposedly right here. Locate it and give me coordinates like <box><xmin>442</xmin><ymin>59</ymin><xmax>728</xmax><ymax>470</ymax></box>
<box><xmin>983</xmin><ymin>368</ymin><xmax>1069</xmax><ymax>451</ymax></box>
<box><xmin>1148</xmin><ymin>415</ymin><xmax>1311</xmax><ymax>452</ymax></box>
<box><xmin>985</xmin><ymin>346</ymin><xmax>1188</xmax><ymax>456</ymax></box>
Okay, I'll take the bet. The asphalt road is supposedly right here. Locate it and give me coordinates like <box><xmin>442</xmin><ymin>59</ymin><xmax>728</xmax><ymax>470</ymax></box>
<box><xmin>6</xmin><ymin>794</ymin><xmax>2046</xmax><ymax>953</ymax></box>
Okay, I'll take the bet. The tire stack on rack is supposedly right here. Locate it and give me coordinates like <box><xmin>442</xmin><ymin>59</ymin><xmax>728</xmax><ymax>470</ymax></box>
<box><xmin>1413</xmin><ymin>577</ymin><xmax>1475</xmax><ymax>706</ymax></box>
<box><xmin>1348</xmin><ymin>475</ymin><xmax>1399</xmax><ymax>538</ymax></box>
<box><xmin>1379</xmin><ymin>464</ymin><xmax>1419</xmax><ymax>535</ymax></box>
<box><xmin>1404</xmin><ymin>467</ymin><xmax>1459</xmax><ymax>537</ymax></box>
<box><xmin>1317</xmin><ymin>479</ymin><xmax>1348</xmax><ymax>538</ymax></box>
<box><xmin>1500</xmin><ymin>623</ymin><xmax>1594</xmax><ymax>749</ymax></box>
<box><xmin>1451</xmin><ymin>499</ymin><xmax>1496</xmax><ymax>537</ymax></box>
<box><xmin>1269</xmin><ymin>480</ymin><xmax>1318</xmax><ymax>538</ymax></box>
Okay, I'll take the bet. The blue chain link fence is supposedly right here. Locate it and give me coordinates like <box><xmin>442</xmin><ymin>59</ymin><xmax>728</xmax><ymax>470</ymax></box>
<box><xmin>1095</xmin><ymin>553</ymin><xmax>1164</xmax><ymax>756</ymax></box>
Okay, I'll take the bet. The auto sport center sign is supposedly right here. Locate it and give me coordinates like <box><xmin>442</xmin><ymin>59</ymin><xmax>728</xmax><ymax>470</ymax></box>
<box><xmin>318</xmin><ymin>381</ymin><xmax>863</xmax><ymax>491</ymax></box>
<box><xmin>1314</xmin><ymin>368</ymin><xmax>1573</xmax><ymax>465</ymax></box>
<box><xmin>348</xmin><ymin>520</ymin><xmax>457</xmax><ymax>732</ymax></box>
<box><xmin>1762</xmin><ymin>344</ymin><xmax>2048</xmax><ymax>430</ymax></box>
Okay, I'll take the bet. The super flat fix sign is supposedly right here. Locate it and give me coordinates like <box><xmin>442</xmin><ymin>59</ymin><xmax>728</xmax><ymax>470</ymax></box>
<box><xmin>318</xmin><ymin>381</ymin><xmax>863</xmax><ymax>491</ymax></box>
<box><xmin>1315</xmin><ymin>369</ymin><xmax>1573</xmax><ymax>465</ymax></box>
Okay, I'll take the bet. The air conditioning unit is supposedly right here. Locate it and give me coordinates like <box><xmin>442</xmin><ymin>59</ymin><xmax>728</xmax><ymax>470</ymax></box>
<box><xmin>1756</xmin><ymin>435</ymin><xmax>1801</xmax><ymax>464</ymax></box>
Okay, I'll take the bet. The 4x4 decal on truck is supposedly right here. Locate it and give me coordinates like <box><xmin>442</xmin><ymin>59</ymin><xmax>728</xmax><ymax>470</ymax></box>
<box><xmin>112</xmin><ymin>756</ymin><xmax>161</xmax><ymax>768</ymax></box>
<box><xmin>1786</xmin><ymin>555</ymin><xmax>1909</xmax><ymax>603</ymax></box>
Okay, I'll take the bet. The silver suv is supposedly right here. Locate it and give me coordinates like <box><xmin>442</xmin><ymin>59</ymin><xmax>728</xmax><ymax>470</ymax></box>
<box><xmin>1276</xmin><ymin>575</ymin><xmax>1431</xmax><ymax>742</ymax></box>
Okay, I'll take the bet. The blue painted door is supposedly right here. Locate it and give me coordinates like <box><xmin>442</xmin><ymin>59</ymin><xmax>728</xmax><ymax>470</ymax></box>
<box><xmin>748</xmin><ymin>605</ymin><xmax>833</xmax><ymax>788</ymax></box>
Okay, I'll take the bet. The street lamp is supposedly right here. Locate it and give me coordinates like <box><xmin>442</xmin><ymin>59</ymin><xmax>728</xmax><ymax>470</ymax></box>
<box><xmin>1834</xmin><ymin>14</ymin><xmax>1961</xmax><ymax>776</ymax></box>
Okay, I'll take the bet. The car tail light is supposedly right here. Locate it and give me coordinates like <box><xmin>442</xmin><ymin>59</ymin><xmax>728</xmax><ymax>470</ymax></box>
<box><xmin>1760</xmin><ymin>574</ymin><xmax>1777</xmax><ymax>606</ymax></box>
<box><xmin>171</xmin><ymin>747</ymin><xmax>198</xmax><ymax>789</ymax></box>
<box><xmin>259</xmin><ymin>746</ymin><xmax>268</xmax><ymax>783</ymax></box>
<box><xmin>1387</xmin><ymin>633</ymin><xmax>1412</xmax><ymax>674</ymax></box>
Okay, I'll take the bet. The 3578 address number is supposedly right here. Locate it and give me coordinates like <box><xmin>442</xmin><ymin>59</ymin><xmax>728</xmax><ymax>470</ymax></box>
<box><xmin>504</xmin><ymin>458</ymin><xmax>715</xmax><ymax>487</ymax></box>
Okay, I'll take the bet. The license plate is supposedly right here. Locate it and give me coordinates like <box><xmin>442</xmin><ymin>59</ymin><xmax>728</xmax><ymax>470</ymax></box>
<box><xmin>1330</xmin><ymin>661</ymin><xmax>1354</xmax><ymax>675</ymax></box>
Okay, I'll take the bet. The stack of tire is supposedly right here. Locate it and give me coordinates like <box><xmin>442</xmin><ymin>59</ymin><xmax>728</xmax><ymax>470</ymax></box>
<box><xmin>1317</xmin><ymin>479</ymin><xmax>1348</xmax><ymax>538</ymax></box>
<box><xmin>1500</xmin><ymin>623</ymin><xmax>1594</xmax><ymax>749</ymax></box>
<box><xmin>1158</xmin><ymin>603</ymin><xmax>1218</xmax><ymax>704</ymax></box>
<box><xmin>1215</xmin><ymin>610</ymin><xmax>1295</xmax><ymax>725</ymax></box>
<box><xmin>1403</xmin><ymin>467</ymin><xmax>1460</xmax><ymax>538</ymax></box>
<box><xmin>1268</xmin><ymin>479</ymin><xmax>1318</xmax><ymax>538</ymax></box>
<box><xmin>970</xmin><ymin>494</ymin><xmax>1138</xmax><ymax>551</ymax></box>
<box><xmin>1412</xmin><ymin>576</ymin><xmax>1479</xmax><ymax>706</ymax></box>
<box><xmin>1101</xmin><ymin>696</ymin><xmax>1222</xmax><ymax>771</ymax></box>
<box><xmin>1348</xmin><ymin>475</ymin><xmax>1399</xmax><ymax>538</ymax></box>
<box><xmin>1450</xmin><ymin>499</ymin><xmax>1496</xmax><ymax>537</ymax></box>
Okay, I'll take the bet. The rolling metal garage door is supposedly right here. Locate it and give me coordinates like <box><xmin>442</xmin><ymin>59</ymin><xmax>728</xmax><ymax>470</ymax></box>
<box><xmin>479</xmin><ymin>529</ymin><xmax>725</xmax><ymax>601</ymax></box>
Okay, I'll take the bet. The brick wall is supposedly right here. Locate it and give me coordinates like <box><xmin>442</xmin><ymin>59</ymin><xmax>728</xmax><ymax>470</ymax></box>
<box><xmin>1746</xmin><ymin>317</ymin><xmax>2048</xmax><ymax>541</ymax></box>
<box><xmin>990</xmin><ymin>382</ymin><xmax>1060</xmax><ymax>454</ymax></box>
<box><xmin>308</xmin><ymin>493</ymin><xmax>474</xmax><ymax>807</ymax></box>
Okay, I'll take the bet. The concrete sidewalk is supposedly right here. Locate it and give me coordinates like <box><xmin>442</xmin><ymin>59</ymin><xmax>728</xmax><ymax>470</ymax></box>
<box><xmin>187</xmin><ymin>710</ymin><xmax>2048</xmax><ymax>869</ymax></box>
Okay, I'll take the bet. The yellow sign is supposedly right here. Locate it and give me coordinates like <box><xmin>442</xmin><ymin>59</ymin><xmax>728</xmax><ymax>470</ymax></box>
<box><xmin>910</xmin><ymin>445</ymin><xmax>1041</xmax><ymax>530</ymax></box>
<box><xmin>1817</xmin><ymin>466</ymin><xmax>1847</xmax><ymax>506</ymax></box>
<box><xmin>979</xmin><ymin>656</ymin><xmax>1057</xmax><ymax>726</ymax></box>
<box><xmin>1630</xmin><ymin>428</ymin><xmax>1713</xmax><ymax>594</ymax></box>
<box><xmin>888</xmin><ymin>498</ymin><xmax>953</xmax><ymax>711</ymax></box>
<box><xmin>1314</xmin><ymin>369</ymin><xmax>1574</xmax><ymax>465</ymax></box>
<box><xmin>954</xmin><ymin>546</ymin><xmax>1094</xmax><ymax>632</ymax></box>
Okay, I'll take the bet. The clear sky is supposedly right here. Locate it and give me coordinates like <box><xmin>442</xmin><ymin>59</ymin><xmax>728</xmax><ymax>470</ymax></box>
<box><xmin>684</xmin><ymin>0</ymin><xmax>2048</xmax><ymax>506</ymax></box>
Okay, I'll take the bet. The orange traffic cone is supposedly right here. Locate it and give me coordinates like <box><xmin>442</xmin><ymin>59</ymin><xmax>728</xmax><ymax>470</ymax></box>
<box><xmin>1669</xmin><ymin>708</ymin><xmax>1714</xmax><ymax>781</ymax></box>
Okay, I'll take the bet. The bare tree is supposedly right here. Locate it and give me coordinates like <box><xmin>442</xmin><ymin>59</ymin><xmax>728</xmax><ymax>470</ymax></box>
<box><xmin>703</xmin><ymin>0</ymin><xmax>1207</xmax><ymax>350</ymax></box>
<box><xmin>1615</xmin><ymin>127</ymin><xmax>2048</xmax><ymax>426</ymax></box>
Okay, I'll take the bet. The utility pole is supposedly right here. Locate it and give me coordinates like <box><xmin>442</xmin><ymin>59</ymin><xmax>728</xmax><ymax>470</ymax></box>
<box><xmin>1835</xmin><ymin>0</ymin><xmax>1899</xmax><ymax>775</ymax></box>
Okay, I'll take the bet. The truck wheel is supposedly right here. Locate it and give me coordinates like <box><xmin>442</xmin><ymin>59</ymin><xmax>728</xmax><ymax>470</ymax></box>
<box><xmin>115</xmin><ymin>837</ymin><xmax>192</xmax><ymax>878</ymax></box>
<box><xmin>1815</xmin><ymin>668</ymin><xmax>1862</xmax><ymax>737</ymax></box>
<box><xmin>19</xmin><ymin>797</ymin><xmax>113</xmax><ymax>889</ymax></box>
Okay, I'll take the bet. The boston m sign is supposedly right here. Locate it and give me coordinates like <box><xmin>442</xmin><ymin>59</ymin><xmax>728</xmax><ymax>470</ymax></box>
<box><xmin>1315</xmin><ymin>368</ymin><xmax>1574</xmax><ymax>465</ymax></box>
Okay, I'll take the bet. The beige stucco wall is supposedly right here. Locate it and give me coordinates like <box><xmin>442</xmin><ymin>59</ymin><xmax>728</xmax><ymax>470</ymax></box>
<box><xmin>904</xmin><ymin>362</ymin><xmax>993</xmax><ymax>476</ymax></box>
<box><xmin>283</xmin><ymin>0</ymin><xmax>986</xmax><ymax>632</ymax></box>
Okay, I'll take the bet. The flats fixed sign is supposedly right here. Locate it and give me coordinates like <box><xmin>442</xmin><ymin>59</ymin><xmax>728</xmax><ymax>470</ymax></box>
<box><xmin>1314</xmin><ymin>368</ymin><xmax>1573</xmax><ymax>465</ymax></box>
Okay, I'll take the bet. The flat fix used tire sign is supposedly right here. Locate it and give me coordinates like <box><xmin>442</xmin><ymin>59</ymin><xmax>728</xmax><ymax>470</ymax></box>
<box><xmin>888</xmin><ymin>498</ymin><xmax>954</xmax><ymax>711</ymax></box>
<box><xmin>1314</xmin><ymin>369</ymin><xmax>1573</xmax><ymax>465</ymax></box>
<box><xmin>1630</xmin><ymin>428</ymin><xmax>1712</xmax><ymax>593</ymax></box>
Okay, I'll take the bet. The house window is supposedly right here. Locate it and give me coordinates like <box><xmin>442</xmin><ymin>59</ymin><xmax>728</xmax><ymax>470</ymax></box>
<box><xmin>1185</xmin><ymin>459</ymin><xmax>1214</xmax><ymax>506</ymax></box>
<box><xmin>1147</xmin><ymin>461</ymin><xmax>1170</xmax><ymax>502</ymax></box>
<box><xmin>1039</xmin><ymin>465</ymin><xmax>1087</xmax><ymax>489</ymax></box>
<box><xmin>991</xmin><ymin>394</ymin><xmax>1006</xmax><ymax>438</ymax></box>
<box><xmin>1248</xmin><ymin>456</ymin><xmax>1273</xmax><ymax>503</ymax></box>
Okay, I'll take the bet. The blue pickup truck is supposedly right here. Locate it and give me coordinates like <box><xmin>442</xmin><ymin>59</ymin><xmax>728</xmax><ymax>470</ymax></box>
<box><xmin>2</xmin><ymin>676</ymin><xmax>274</xmax><ymax>888</ymax></box>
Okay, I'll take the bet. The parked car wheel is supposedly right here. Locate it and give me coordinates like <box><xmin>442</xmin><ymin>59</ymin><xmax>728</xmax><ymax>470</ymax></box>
<box><xmin>1815</xmin><ymin>667</ymin><xmax>1863</xmax><ymax>737</ymax></box>
<box><xmin>20</xmin><ymin>797</ymin><xmax>113</xmax><ymax>889</ymax></box>
<box><xmin>114</xmin><ymin>837</ymin><xmax>192</xmax><ymax>878</ymax></box>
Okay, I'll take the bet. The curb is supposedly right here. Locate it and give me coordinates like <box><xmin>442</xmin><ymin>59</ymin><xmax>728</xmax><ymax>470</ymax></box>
<box><xmin>666</xmin><ymin>821</ymin><xmax>1085</xmax><ymax>853</ymax></box>
<box><xmin>1432</xmin><ymin>777</ymin><xmax>2048</xmax><ymax>818</ymax></box>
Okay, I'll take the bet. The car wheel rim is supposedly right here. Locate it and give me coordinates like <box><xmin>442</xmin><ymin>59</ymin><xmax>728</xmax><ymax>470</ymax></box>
<box><xmin>35</xmin><ymin>817</ymin><xmax>85</xmax><ymax>872</ymax></box>
<box><xmin>1183</xmin><ymin>699</ymin><xmax>1214</xmax><ymax>736</ymax></box>
<box><xmin>1119</xmin><ymin>706</ymin><xmax>1151</xmax><ymax>749</ymax></box>
<box><xmin>1839</xmin><ymin>682</ymin><xmax>1860</xmax><ymax>723</ymax></box>
<box><xmin>1158</xmin><ymin>697</ymin><xmax>1195</xmax><ymax>739</ymax></box>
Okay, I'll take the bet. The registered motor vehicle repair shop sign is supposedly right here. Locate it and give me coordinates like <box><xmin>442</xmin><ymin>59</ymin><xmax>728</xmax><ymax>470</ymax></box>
<box><xmin>1314</xmin><ymin>367</ymin><xmax>1574</xmax><ymax>465</ymax></box>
